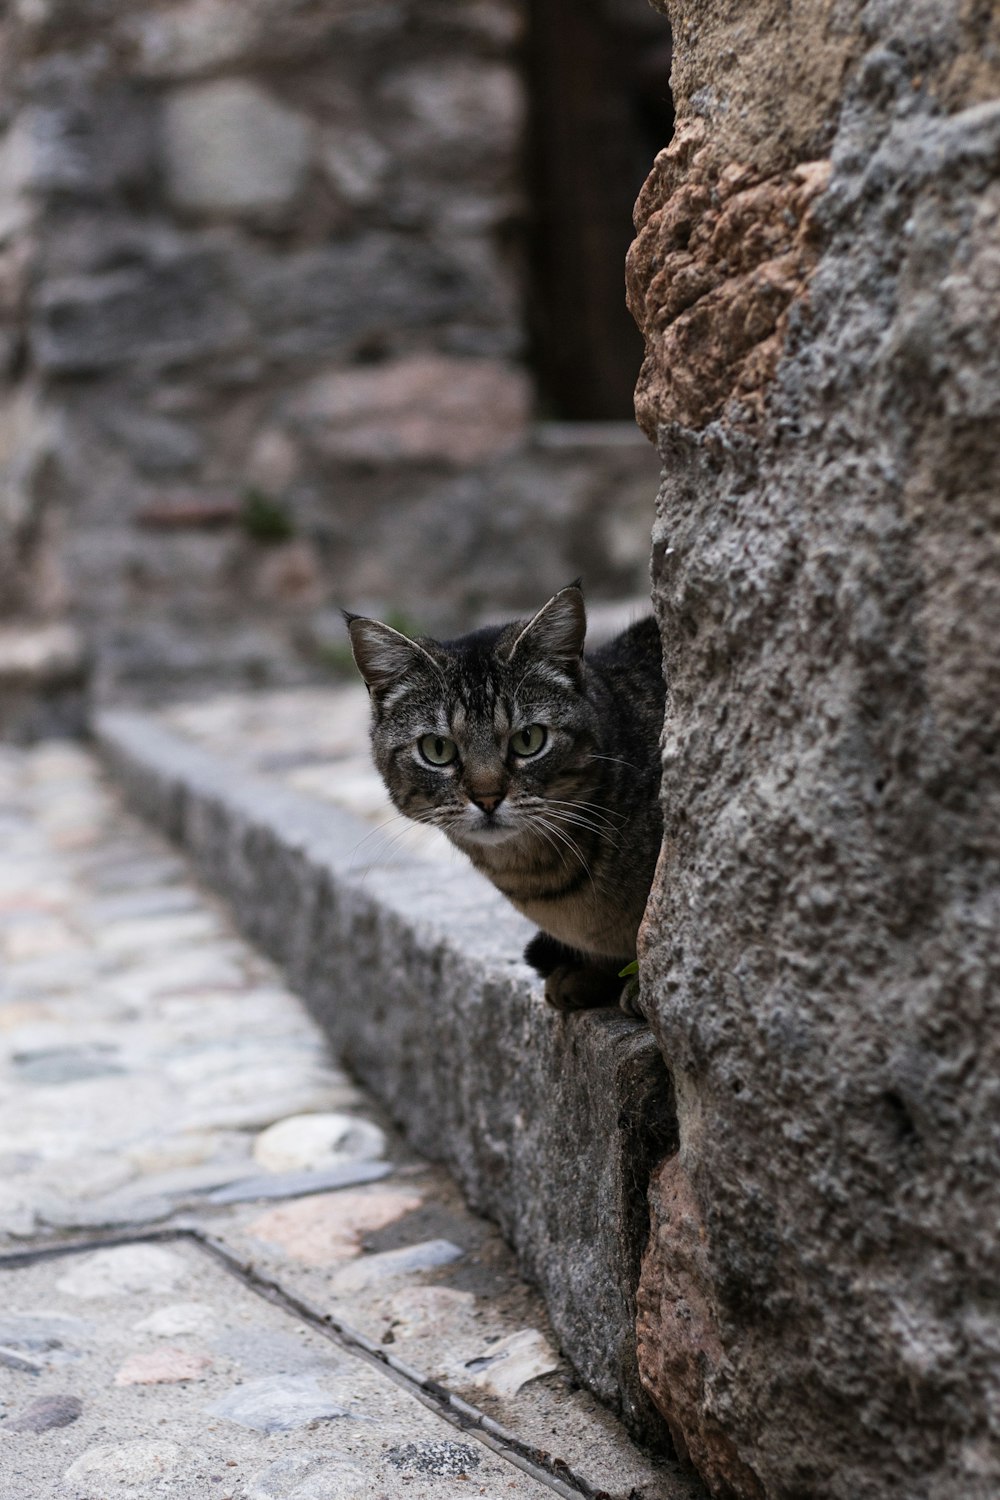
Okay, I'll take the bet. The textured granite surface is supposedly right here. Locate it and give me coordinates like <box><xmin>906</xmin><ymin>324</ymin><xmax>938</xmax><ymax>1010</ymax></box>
<box><xmin>629</xmin><ymin>3</ymin><xmax>1000</xmax><ymax>1496</ymax></box>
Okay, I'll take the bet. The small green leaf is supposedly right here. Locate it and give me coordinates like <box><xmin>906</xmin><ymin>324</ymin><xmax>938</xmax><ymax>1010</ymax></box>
<box><xmin>618</xmin><ymin>959</ymin><xmax>639</xmax><ymax>978</ymax></box>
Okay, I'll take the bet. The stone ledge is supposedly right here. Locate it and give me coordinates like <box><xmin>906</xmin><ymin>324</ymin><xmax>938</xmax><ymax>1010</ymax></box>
<box><xmin>94</xmin><ymin>708</ymin><xmax>679</xmax><ymax>1448</ymax></box>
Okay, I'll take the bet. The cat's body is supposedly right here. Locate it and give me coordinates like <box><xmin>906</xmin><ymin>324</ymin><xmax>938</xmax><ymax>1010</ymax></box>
<box><xmin>347</xmin><ymin>585</ymin><xmax>665</xmax><ymax>1011</ymax></box>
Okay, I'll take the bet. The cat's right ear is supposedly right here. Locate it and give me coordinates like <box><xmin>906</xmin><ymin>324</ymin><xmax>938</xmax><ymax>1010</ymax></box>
<box><xmin>343</xmin><ymin>613</ymin><xmax>434</xmax><ymax>695</ymax></box>
<box><xmin>506</xmin><ymin>583</ymin><xmax>586</xmax><ymax>671</ymax></box>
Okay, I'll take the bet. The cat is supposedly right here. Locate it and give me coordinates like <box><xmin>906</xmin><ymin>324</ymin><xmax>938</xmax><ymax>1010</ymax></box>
<box><xmin>345</xmin><ymin>583</ymin><xmax>665</xmax><ymax>1013</ymax></box>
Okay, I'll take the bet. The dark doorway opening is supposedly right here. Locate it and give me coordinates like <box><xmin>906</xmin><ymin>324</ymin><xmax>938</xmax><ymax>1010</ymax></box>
<box><xmin>526</xmin><ymin>0</ymin><xmax>674</xmax><ymax>421</ymax></box>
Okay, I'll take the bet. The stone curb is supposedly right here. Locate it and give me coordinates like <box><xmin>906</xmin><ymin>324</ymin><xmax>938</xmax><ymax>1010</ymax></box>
<box><xmin>95</xmin><ymin>709</ymin><xmax>676</xmax><ymax>1443</ymax></box>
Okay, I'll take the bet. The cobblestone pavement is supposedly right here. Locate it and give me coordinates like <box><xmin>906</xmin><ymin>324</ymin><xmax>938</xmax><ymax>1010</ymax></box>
<box><xmin>0</xmin><ymin>740</ymin><xmax>692</xmax><ymax>1500</ymax></box>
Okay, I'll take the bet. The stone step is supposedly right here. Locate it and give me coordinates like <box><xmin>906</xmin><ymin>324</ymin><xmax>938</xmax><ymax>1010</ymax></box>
<box><xmin>95</xmin><ymin>706</ymin><xmax>678</xmax><ymax>1446</ymax></box>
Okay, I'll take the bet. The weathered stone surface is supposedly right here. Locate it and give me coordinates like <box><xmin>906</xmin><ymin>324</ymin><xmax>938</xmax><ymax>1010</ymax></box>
<box><xmin>55</xmin><ymin>1244</ymin><xmax>187</xmax><ymax>1299</ymax></box>
<box><xmin>637</xmin><ymin>1158</ymin><xmax>764</xmax><ymax>1500</ymax></box>
<box><xmin>133</xmin><ymin>1302</ymin><xmax>218</xmax><ymax>1338</ymax></box>
<box><xmin>8</xmin><ymin>1394</ymin><xmax>83</xmax><ymax>1432</ymax></box>
<box><xmin>627</xmin><ymin>121</ymin><xmax>830</xmax><ymax>434</ymax></box>
<box><xmin>288</xmin><ymin>356</ymin><xmax>531</xmax><ymax>465</ymax></box>
<box><xmin>162</xmin><ymin>82</ymin><xmax>311</xmax><ymax>219</ymax></box>
<box><xmin>236</xmin><ymin>235</ymin><xmax>510</xmax><ymax>362</ymax></box>
<box><xmin>206</xmin><ymin>1375</ymin><xmax>347</xmax><ymax>1433</ymax></box>
<box><xmin>206</xmin><ymin>1159</ymin><xmax>391</xmax><ymax>1205</ymax></box>
<box><xmin>243</xmin><ymin>1186</ymin><xmax>424</xmax><ymax>1267</ymax></box>
<box><xmin>113</xmin><ymin>1346</ymin><xmax>213</xmax><ymax>1384</ymax></box>
<box><xmin>64</xmin><ymin>1440</ymin><xmax>183</xmax><ymax>1487</ymax></box>
<box><xmin>32</xmin><ymin>253</ymin><xmax>246</xmax><ymax>373</ymax></box>
<box><xmin>631</xmin><ymin>4</ymin><xmax>1000</xmax><ymax>1497</ymax></box>
<box><xmin>245</xmin><ymin>1453</ymin><xmax>369</xmax><ymax>1500</ymax></box>
<box><xmin>252</xmin><ymin>1112</ymin><xmax>386</xmax><ymax>1173</ymax></box>
<box><xmin>328</xmin><ymin>1239</ymin><xmax>464</xmax><ymax>1293</ymax></box>
<box><xmin>463</xmin><ymin>1328</ymin><xmax>560</xmax><ymax>1400</ymax></box>
<box><xmin>320</xmin><ymin>125</ymin><xmax>389</xmax><ymax>207</ymax></box>
<box><xmin>379</xmin><ymin>60</ymin><xmax>524</xmax><ymax>175</ymax></box>
<box><xmin>97</xmin><ymin>708</ymin><xmax>680</xmax><ymax>1442</ymax></box>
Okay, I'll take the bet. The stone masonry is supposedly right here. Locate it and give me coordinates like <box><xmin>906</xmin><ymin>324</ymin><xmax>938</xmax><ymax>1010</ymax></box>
<box><xmin>627</xmin><ymin>3</ymin><xmax>1000</xmax><ymax>1498</ymax></box>
<box><xmin>0</xmin><ymin>0</ymin><xmax>666</xmax><ymax>701</ymax></box>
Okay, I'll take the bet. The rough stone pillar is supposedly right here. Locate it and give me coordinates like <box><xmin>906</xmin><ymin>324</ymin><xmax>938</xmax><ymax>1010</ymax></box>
<box><xmin>626</xmin><ymin>3</ymin><xmax>1000</xmax><ymax>1497</ymax></box>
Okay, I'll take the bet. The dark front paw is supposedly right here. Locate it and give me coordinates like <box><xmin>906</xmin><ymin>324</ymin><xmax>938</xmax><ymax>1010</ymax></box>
<box><xmin>544</xmin><ymin>962</ymin><xmax>622</xmax><ymax>1012</ymax></box>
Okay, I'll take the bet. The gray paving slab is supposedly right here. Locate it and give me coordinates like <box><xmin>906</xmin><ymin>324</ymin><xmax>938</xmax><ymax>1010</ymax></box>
<box><xmin>95</xmin><ymin>701</ymin><xmax>678</xmax><ymax>1444</ymax></box>
<box><xmin>0</xmin><ymin>1240</ymin><xmax>556</xmax><ymax>1500</ymax></box>
<box><xmin>0</xmin><ymin>740</ymin><xmax>701</xmax><ymax>1500</ymax></box>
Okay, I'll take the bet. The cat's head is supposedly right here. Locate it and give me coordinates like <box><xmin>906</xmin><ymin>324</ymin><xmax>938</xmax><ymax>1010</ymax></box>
<box><xmin>345</xmin><ymin>585</ymin><xmax>600</xmax><ymax>850</ymax></box>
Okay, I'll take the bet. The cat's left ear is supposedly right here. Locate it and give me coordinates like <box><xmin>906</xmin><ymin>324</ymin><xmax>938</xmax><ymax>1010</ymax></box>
<box><xmin>507</xmin><ymin>582</ymin><xmax>586</xmax><ymax>672</ymax></box>
<box><xmin>344</xmin><ymin>614</ymin><xmax>438</xmax><ymax>695</ymax></box>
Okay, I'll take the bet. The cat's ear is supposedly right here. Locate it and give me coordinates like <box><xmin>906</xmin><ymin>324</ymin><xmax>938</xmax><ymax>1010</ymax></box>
<box><xmin>344</xmin><ymin>614</ymin><xmax>437</xmax><ymax>694</ymax></box>
<box><xmin>507</xmin><ymin>582</ymin><xmax>586</xmax><ymax>670</ymax></box>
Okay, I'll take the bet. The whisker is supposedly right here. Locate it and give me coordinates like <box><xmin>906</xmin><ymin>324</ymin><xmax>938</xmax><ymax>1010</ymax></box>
<box><xmin>518</xmin><ymin>795</ymin><xmax>623</xmax><ymax>846</ymax></box>
<box><xmin>528</xmin><ymin>812</ymin><xmax>599</xmax><ymax>894</ymax></box>
<box><xmin>541</xmin><ymin>798</ymin><xmax>625</xmax><ymax>831</ymax></box>
<box><xmin>585</xmin><ymin>753</ymin><xmax>641</xmax><ymax>774</ymax></box>
<box><xmin>524</xmin><ymin>815</ymin><xmax>568</xmax><ymax>873</ymax></box>
<box><xmin>546</xmin><ymin>810</ymin><xmax>623</xmax><ymax>850</ymax></box>
<box><xmin>349</xmin><ymin>808</ymin><xmax>447</xmax><ymax>875</ymax></box>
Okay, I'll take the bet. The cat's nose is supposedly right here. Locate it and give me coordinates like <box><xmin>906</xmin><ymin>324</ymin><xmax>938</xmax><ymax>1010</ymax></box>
<box><xmin>471</xmin><ymin>790</ymin><xmax>504</xmax><ymax>814</ymax></box>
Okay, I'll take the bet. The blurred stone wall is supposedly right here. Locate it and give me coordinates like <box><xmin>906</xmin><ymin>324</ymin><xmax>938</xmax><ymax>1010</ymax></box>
<box><xmin>627</xmin><ymin>2</ymin><xmax>1000</xmax><ymax>1497</ymax></box>
<box><xmin>0</xmin><ymin>0</ymin><xmax>661</xmax><ymax>699</ymax></box>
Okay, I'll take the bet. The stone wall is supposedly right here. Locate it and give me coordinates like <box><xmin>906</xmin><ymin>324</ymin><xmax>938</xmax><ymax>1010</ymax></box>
<box><xmin>627</xmin><ymin>2</ymin><xmax>1000</xmax><ymax>1497</ymax></box>
<box><xmin>0</xmin><ymin>0</ymin><xmax>665</xmax><ymax>700</ymax></box>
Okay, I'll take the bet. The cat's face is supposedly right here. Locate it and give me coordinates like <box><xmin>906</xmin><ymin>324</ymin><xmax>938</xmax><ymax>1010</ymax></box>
<box><xmin>347</xmin><ymin>587</ymin><xmax>600</xmax><ymax>852</ymax></box>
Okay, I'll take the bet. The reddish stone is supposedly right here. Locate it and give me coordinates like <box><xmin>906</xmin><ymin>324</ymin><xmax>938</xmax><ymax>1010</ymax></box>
<box><xmin>636</xmin><ymin>1155</ymin><xmax>765</xmax><ymax>1500</ymax></box>
<box><xmin>135</xmin><ymin>496</ymin><xmax>240</xmax><ymax>529</ymax></box>
<box><xmin>626</xmin><ymin>120</ymin><xmax>830</xmax><ymax>437</ymax></box>
<box><xmin>243</xmin><ymin>1186</ymin><xmax>423</xmax><ymax>1267</ymax></box>
<box><xmin>113</xmin><ymin>1347</ymin><xmax>213</xmax><ymax>1385</ymax></box>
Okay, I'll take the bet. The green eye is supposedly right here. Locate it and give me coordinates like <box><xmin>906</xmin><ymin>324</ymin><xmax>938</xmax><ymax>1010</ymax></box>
<box><xmin>511</xmin><ymin>724</ymin><xmax>547</xmax><ymax>758</ymax></box>
<box><xmin>419</xmin><ymin>734</ymin><xmax>458</xmax><ymax>766</ymax></box>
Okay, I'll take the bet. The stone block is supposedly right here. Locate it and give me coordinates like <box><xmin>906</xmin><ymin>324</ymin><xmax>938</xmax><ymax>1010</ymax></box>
<box><xmin>126</xmin><ymin>0</ymin><xmax>386</xmax><ymax>78</ymax></box>
<box><xmin>31</xmin><ymin>252</ymin><xmax>248</xmax><ymax>372</ymax></box>
<box><xmin>379</xmin><ymin>60</ymin><xmax>525</xmax><ymax>174</ymax></box>
<box><xmin>8</xmin><ymin>88</ymin><xmax>154</xmax><ymax>203</ymax></box>
<box><xmin>162</xmin><ymin>81</ymin><xmax>311</xmax><ymax>221</ymax></box>
<box><xmin>288</xmin><ymin>355</ymin><xmax>531</xmax><ymax>465</ymax></box>
<box><xmin>319</xmin><ymin>126</ymin><xmax>390</xmax><ymax>208</ymax></box>
<box><xmin>101</xmin><ymin>410</ymin><xmax>203</xmax><ymax>476</ymax></box>
<box><xmin>236</xmin><ymin>235</ymin><xmax>508</xmax><ymax>362</ymax></box>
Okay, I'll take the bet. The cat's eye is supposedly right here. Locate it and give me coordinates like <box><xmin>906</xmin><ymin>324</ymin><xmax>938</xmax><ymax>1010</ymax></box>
<box><xmin>510</xmin><ymin>724</ymin><xmax>547</xmax><ymax>758</ymax></box>
<box><xmin>419</xmin><ymin>734</ymin><xmax>458</xmax><ymax>767</ymax></box>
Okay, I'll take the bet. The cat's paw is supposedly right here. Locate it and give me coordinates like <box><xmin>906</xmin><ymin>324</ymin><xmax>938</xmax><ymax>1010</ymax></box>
<box><xmin>544</xmin><ymin>963</ymin><xmax>621</xmax><ymax>1012</ymax></box>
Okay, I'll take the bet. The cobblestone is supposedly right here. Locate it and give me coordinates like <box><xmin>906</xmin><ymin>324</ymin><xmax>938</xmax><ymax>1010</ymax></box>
<box><xmin>0</xmin><ymin>740</ymin><xmax>698</xmax><ymax>1500</ymax></box>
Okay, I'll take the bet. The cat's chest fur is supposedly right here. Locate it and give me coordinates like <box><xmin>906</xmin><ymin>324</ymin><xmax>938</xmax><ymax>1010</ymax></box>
<box><xmin>494</xmin><ymin>873</ymin><xmax>637</xmax><ymax>958</ymax></box>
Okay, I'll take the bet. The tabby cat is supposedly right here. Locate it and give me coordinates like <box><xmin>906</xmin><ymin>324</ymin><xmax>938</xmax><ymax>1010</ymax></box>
<box><xmin>345</xmin><ymin>584</ymin><xmax>665</xmax><ymax>1012</ymax></box>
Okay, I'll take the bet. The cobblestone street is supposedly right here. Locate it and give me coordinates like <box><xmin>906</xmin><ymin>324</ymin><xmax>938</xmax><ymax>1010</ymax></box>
<box><xmin>0</xmin><ymin>739</ymin><xmax>691</xmax><ymax>1500</ymax></box>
